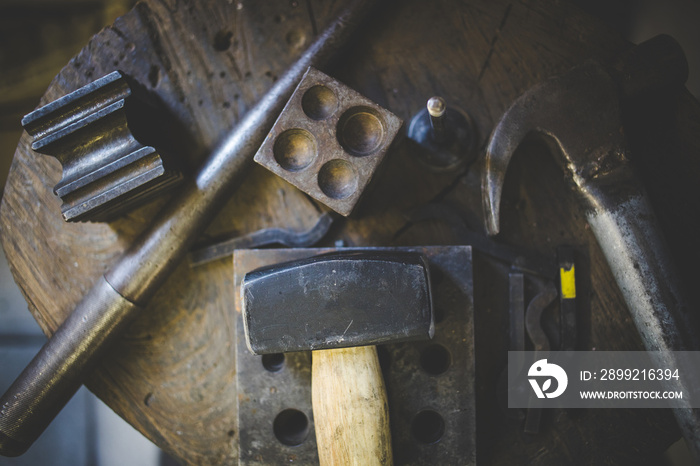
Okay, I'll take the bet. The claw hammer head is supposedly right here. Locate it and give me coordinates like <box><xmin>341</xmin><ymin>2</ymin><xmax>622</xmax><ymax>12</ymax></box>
<box><xmin>482</xmin><ymin>35</ymin><xmax>688</xmax><ymax>235</ymax></box>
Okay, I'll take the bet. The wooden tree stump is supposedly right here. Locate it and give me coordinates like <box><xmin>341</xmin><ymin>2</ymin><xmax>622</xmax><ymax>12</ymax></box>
<box><xmin>2</xmin><ymin>0</ymin><xmax>699</xmax><ymax>464</ymax></box>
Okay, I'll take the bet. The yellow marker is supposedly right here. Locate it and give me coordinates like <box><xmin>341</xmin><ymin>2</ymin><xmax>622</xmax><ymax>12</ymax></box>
<box><xmin>560</xmin><ymin>265</ymin><xmax>576</xmax><ymax>299</ymax></box>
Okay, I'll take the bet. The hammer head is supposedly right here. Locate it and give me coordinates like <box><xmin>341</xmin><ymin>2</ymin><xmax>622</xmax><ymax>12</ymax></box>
<box><xmin>241</xmin><ymin>250</ymin><xmax>433</xmax><ymax>354</ymax></box>
<box><xmin>481</xmin><ymin>35</ymin><xmax>688</xmax><ymax>236</ymax></box>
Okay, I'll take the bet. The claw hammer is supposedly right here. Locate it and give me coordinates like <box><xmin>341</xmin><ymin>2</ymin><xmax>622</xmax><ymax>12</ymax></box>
<box><xmin>482</xmin><ymin>35</ymin><xmax>700</xmax><ymax>456</ymax></box>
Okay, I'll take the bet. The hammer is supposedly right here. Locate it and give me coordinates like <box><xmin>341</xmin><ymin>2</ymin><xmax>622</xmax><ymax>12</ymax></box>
<box><xmin>241</xmin><ymin>251</ymin><xmax>434</xmax><ymax>465</ymax></box>
<box><xmin>481</xmin><ymin>35</ymin><xmax>700</xmax><ymax>456</ymax></box>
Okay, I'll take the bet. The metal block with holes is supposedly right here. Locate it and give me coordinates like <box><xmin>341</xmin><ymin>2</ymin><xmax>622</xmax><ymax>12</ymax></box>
<box><xmin>253</xmin><ymin>67</ymin><xmax>403</xmax><ymax>216</ymax></box>
<box><xmin>233</xmin><ymin>247</ymin><xmax>475</xmax><ymax>465</ymax></box>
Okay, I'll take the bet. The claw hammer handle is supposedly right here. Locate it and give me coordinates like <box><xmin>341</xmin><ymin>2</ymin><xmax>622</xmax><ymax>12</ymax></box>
<box><xmin>585</xmin><ymin>188</ymin><xmax>700</xmax><ymax>456</ymax></box>
<box><xmin>0</xmin><ymin>0</ymin><xmax>378</xmax><ymax>456</ymax></box>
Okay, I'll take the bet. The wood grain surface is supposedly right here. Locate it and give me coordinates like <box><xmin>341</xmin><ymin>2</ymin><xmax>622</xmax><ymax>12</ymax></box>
<box><xmin>312</xmin><ymin>346</ymin><xmax>392</xmax><ymax>466</ymax></box>
<box><xmin>1</xmin><ymin>0</ymin><xmax>699</xmax><ymax>464</ymax></box>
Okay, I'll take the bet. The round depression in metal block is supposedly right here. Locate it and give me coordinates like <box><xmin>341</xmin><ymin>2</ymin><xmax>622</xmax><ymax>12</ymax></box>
<box><xmin>337</xmin><ymin>106</ymin><xmax>385</xmax><ymax>156</ymax></box>
<box><xmin>273</xmin><ymin>128</ymin><xmax>317</xmax><ymax>172</ymax></box>
<box><xmin>318</xmin><ymin>159</ymin><xmax>358</xmax><ymax>199</ymax></box>
<box><xmin>301</xmin><ymin>85</ymin><xmax>338</xmax><ymax>120</ymax></box>
<box><xmin>273</xmin><ymin>408</ymin><xmax>310</xmax><ymax>446</ymax></box>
<box><xmin>411</xmin><ymin>410</ymin><xmax>445</xmax><ymax>444</ymax></box>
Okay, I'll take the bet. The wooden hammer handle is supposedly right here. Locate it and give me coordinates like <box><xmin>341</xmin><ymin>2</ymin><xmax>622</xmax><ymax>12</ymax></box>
<box><xmin>312</xmin><ymin>346</ymin><xmax>393</xmax><ymax>466</ymax></box>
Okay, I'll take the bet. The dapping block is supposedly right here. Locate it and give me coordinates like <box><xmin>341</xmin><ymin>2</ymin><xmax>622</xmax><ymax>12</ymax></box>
<box><xmin>21</xmin><ymin>71</ymin><xmax>184</xmax><ymax>222</ymax></box>
<box><xmin>253</xmin><ymin>67</ymin><xmax>402</xmax><ymax>216</ymax></box>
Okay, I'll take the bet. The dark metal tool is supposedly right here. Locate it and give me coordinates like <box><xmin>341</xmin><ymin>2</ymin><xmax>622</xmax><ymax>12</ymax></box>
<box><xmin>498</xmin><ymin>271</ymin><xmax>527</xmax><ymax>422</ymax></box>
<box><xmin>407</xmin><ymin>96</ymin><xmax>476</xmax><ymax>171</ymax></box>
<box><xmin>0</xmin><ymin>0</ymin><xmax>379</xmax><ymax>456</ymax></box>
<box><xmin>234</xmin><ymin>246</ymin><xmax>475</xmax><ymax>465</ymax></box>
<box><xmin>254</xmin><ymin>67</ymin><xmax>403</xmax><ymax>216</ymax></box>
<box><xmin>523</xmin><ymin>281</ymin><xmax>558</xmax><ymax>435</ymax></box>
<box><xmin>509</xmin><ymin>272</ymin><xmax>526</xmax><ymax>352</ymax></box>
<box><xmin>242</xmin><ymin>250</ymin><xmax>433</xmax><ymax>465</ymax></box>
<box><xmin>21</xmin><ymin>71</ymin><xmax>184</xmax><ymax>222</ymax></box>
<box><xmin>481</xmin><ymin>34</ymin><xmax>700</xmax><ymax>455</ymax></box>
<box><xmin>189</xmin><ymin>212</ymin><xmax>334</xmax><ymax>266</ymax></box>
<box><xmin>525</xmin><ymin>282</ymin><xmax>558</xmax><ymax>354</ymax></box>
<box><xmin>407</xmin><ymin>203</ymin><xmax>556</xmax><ymax>279</ymax></box>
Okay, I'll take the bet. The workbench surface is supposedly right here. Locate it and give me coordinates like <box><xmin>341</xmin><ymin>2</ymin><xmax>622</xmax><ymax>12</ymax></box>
<box><xmin>2</xmin><ymin>0</ymin><xmax>699</xmax><ymax>464</ymax></box>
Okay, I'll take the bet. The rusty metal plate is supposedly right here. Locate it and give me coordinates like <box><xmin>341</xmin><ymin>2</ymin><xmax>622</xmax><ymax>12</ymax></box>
<box><xmin>233</xmin><ymin>246</ymin><xmax>475</xmax><ymax>465</ymax></box>
<box><xmin>253</xmin><ymin>67</ymin><xmax>403</xmax><ymax>216</ymax></box>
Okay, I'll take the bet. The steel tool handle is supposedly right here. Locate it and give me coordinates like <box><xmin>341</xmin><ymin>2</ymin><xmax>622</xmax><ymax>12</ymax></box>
<box><xmin>0</xmin><ymin>277</ymin><xmax>140</xmax><ymax>456</ymax></box>
<box><xmin>312</xmin><ymin>346</ymin><xmax>392</xmax><ymax>466</ymax></box>
<box><xmin>586</xmin><ymin>192</ymin><xmax>697</xmax><ymax>352</ymax></box>
<box><xmin>585</xmin><ymin>189</ymin><xmax>700</xmax><ymax>454</ymax></box>
<box><xmin>481</xmin><ymin>34</ymin><xmax>699</xmax><ymax>457</ymax></box>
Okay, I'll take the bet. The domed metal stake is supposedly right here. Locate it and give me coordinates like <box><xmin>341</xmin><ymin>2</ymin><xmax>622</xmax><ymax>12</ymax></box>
<box><xmin>408</xmin><ymin>96</ymin><xmax>476</xmax><ymax>171</ymax></box>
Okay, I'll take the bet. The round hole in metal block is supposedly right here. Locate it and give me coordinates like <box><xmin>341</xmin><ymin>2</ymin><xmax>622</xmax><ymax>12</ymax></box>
<box><xmin>419</xmin><ymin>344</ymin><xmax>451</xmax><ymax>375</ymax></box>
<box><xmin>273</xmin><ymin>409</ymin><xmax>310</xmax><ymax>446</ymax></box>
<box><xmin>262</xmin><ymin>353</ymin><xmax>285</xmax><ymax>372</ymax></box>
<box><xmin>318</xmin><ymin>159</ymin><xmax>358</xmax><ymax>200</ymax></box>
<box><xmin>411</xmin><ymin>410</ymin><xmax>445</xmax><ymax>444</ymax></box>
<box><xmin>273</xmin><ymin>128</ymin><xmax>317</xmax><ymax>172</ymax></box>
<box><xmin>302</xmin><ymin>85</ymin><xmax>338</xmax><ymax>120</ymax></box>
<box><xmin>337</xmin><ymin>106</ymin><xmax>385</xmax><ymax>156</ymax></box>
